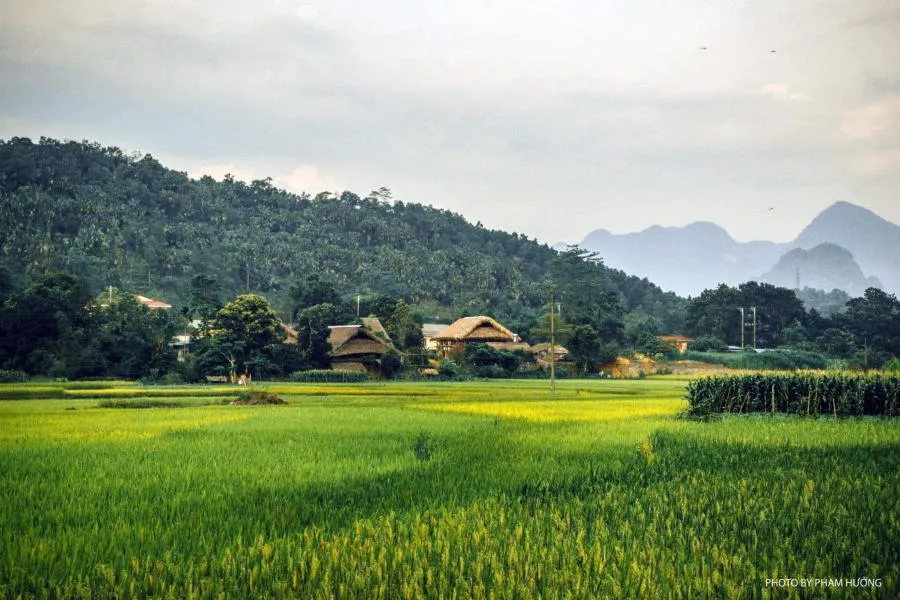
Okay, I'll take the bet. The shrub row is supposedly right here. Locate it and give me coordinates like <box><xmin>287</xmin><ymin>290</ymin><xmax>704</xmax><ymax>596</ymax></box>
<box><xmin>289</xmin><ymin>370</ymin><xmax>369</xmax><ymax>383</ymax></box>
<box><xmin>0</xmin><ymin>369</ymin><xmax>29</xmax><ymax>383</ymax></box>
<box><xmin>682</xmin><ymin>350</ymin><xmax>829</xmax><ymax>370</ymax></box>
<box><xmin>686</xmin><ymin>372</ymin><xmax>900</xmax><ymax>417</ymax></box>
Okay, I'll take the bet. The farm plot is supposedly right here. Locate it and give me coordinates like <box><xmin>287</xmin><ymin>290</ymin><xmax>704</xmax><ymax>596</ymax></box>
<box><xmin>0</xmin><ymin>379</ymin><xmax>897</xmax><ymax>598</ymax></box>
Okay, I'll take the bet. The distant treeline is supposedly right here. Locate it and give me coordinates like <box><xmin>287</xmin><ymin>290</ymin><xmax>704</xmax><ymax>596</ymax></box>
<box><xmin>1</xmin><ymin>137</ymin><xmax>898</xmax><ymax>381</ymax></box>
<box><xmin>0</xmin><ymin>136</ymin><xmax>684</xmax><ymax>342</ymax></box>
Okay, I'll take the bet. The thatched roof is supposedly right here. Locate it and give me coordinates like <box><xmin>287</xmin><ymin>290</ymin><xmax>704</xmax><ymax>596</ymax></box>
<box><xmin>328</xmin><ymin>325</ymin><xmax>394</xmax><ymax>358</ymax></box>
<box><xmin>530</xmin><ymin>343</ymin><xmax>569</xmax><ymax>355</ymax></box>
<box><xmin>422</xmin><ymin>323</ymin><xmax>449</xmax><ymax>337</ymax></box>
<box><xmin>361</xmin><ymin>317</ymin><xmax>389</xmax><ymax>339</ymax></box>
<box><xmin>432</xmin><ymin>316</ymin><xmax>517</xmax><ymax>342</ymax></box>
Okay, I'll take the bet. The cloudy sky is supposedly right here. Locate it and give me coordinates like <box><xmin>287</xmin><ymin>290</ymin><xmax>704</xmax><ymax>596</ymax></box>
<box><xmin>2</xmin><ymin>0</ymin><xmax>898</xmax><ymax>244</ymax></box>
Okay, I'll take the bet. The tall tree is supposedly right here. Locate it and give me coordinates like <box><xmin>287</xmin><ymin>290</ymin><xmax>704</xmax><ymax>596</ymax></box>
<box><xmin>0</xmin><ymin>272</ymin><xmax>94</xmax><ymax>374</ymax></box>
<box><xmin>294</xmin><ymin>303</ymin><xmax>336</xmax><ymax>369</ymax></box>
<box><xmin>199</xmin><ymin>294</ymin><xmax>284</xmax><ymax>380</ymax></box>
<box><xmin>548</xmin><ymin>247</ymin><xmax>624</xmax><ymax>341</ymax></box>
<box><xmin>841</xmin><ymin>287</ymin><xmax>900</xmax><ymax>363</ymax></box>
<box><xmin>187</xmin><ymin>274</ymin><xmax>222</xmax><ymax>321</ymax></box>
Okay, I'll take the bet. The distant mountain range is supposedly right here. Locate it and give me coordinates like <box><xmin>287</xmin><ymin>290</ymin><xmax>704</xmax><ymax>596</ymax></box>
<box><xmin>580</xmin><ymin>202</ymin><xmax>900</xmax><ymax>297</ymax></box>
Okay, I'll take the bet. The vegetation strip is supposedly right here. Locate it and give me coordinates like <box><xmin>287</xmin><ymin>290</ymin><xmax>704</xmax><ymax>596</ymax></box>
<box><xmin>687</xmin><ymin>373</ymin><xmax>900</xmax><ymax>417</ymax></box>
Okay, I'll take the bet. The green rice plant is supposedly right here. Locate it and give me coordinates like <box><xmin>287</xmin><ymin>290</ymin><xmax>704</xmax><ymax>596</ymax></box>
<box><xmin>290</xmin><ymin>370</ymin><xmax>370</xmax><ymax>383</ymax></box>
<box><xmin>0</xmin><ymin>378</ymin><xmax>896</xmax><ymax>598</ymax></box>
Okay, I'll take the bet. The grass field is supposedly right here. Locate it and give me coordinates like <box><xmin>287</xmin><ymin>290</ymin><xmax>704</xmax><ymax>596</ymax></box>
<box><xmin>0</xmin><ymin>378</ymin><xmax>897</xmax><ymax>598</ymax></box>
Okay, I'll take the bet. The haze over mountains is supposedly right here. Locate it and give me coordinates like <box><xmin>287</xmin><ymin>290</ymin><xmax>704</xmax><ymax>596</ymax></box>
<box><xmin>580</xmin><ymin>202</ymin><xmax>900</xmax><ymax>298</ymax></box>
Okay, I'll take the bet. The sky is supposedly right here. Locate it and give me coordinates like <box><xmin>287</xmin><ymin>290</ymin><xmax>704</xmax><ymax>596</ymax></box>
<box><xmin>1</xmin><ymin>0</ymin><xmax>898</xmax><ymax>245</ymax></box>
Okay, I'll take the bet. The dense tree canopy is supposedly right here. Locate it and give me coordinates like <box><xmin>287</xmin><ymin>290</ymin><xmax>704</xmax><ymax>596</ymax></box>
<box><xmin>195</xmin><ymin>294</ymin><xmax>284</xmax><ymax>380</ymax></box>
<box><xmin>2</xmin><ymin>137</ymin><xmax>896</xmax><ymax>379</ymax></box>
<box><xmin>0</xmin><ymin>137</ymin><xmax>685</xmax><ymax>348</ymax></box>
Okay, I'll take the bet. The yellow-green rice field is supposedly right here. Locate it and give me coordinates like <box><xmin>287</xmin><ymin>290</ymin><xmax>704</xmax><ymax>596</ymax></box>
<box><xmin>0</xmin><ymin>378</ymin><xmax>897</xmax><ymax>598</ymax></box>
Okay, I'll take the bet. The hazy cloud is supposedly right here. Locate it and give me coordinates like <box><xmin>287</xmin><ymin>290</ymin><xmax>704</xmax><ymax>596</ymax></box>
<box><xmin>1</xmin><ymin>0</ymin><xmax>899</xmax><ymax>244</ymax></box>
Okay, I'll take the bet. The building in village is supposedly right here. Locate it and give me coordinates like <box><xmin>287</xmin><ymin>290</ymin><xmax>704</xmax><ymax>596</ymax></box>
<box><xmin>422</xmin><ymin>323</ymin><xmax>450</xmax><ymax>351</ymax></box>
<box><xmin>134</xmin><ymin>295</ymin><xmax>172</xmax><ymax>310</ymax></box>
<box><xmin>431</xmin><ymin>316</ymin><xmax>529</xmax><ymax>357</ymax></box>
<box><xmin>529</xmin><ymin>342</ymin><xmax>569</xmax><ymax>367</ymax></box>
<box><xmin>327</xmin><ymin>318</ymin><xmax>398</xmax><ymax>372</ymax></box>
<box><xmin>657</xmin><ymin>335</ymin><xmax>693</xmax><ymax>353</ymax></box>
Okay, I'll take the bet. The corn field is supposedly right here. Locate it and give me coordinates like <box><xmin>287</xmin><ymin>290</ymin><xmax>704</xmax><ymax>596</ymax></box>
<box><xmin>1</xmin><ymin>379</ymin><xmax>897</xmax><ymax>598</ymax></box>
<box><xmin>686</xmin><ymin>373</ymin><xmax>900</xmax><ymax>417</ymax></box>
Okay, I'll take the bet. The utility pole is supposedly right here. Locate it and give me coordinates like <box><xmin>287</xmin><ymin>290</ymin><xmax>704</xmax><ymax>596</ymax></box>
<box><xmin>549</xmin><ymin>286</ymin><xmax>556</xmax><ymax>393</ymax></box>
<box><xmin>752</xmin><ymin>306</ymin><xmax>757</xmax><ymax>349</ymax></box>
<box><xmin>739</xmin><ymin>307</ymin><xmax>745</xmax><ymax>349</ymax></box>
<box><xmin>357</xmin><ymin>294</ymin><xmax>361</xmax><ymax>318</ymax></box>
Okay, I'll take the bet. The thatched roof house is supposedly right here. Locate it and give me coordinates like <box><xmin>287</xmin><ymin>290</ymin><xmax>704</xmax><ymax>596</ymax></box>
<box><xmin>431</xmin><ymin>316</ymin><xmax>524</xmax><ymax>356</ymax></box>
<box><xmin>422</xmin><ymin>323</ymin><xmax>449</xmax><ymax>351</ymax></box>
<box><xmin>530</xmin><ymin>343</ymin><xmax>569</xmax><ymax>366</ymax></box>
<box><xmin>328</xmin><ymin>319</ymin><xmax>396</xmax><ymax>372</ymax></box>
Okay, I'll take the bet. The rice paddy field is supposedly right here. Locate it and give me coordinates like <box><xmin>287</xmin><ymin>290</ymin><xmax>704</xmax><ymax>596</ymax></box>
<box><xmin>0</xmin><ymin>377</ymin><xmax>898</xmax><ymax>598</ymax></box>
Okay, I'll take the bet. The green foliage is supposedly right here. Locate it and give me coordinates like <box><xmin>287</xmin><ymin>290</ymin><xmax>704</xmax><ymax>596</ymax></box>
<box><xmin>289</xmin><ymin>370</ymin><xmax>369</xmax><ymax>383</ymax></box>
<box><xmin>187</xmin><ymin>274</ymin><xmax>223</xmax><ymax>320</ymax></box>
<box><xmin>437</xmin><ymin>358</ymin><xmax>461</xmax><ymax>379</ymax></box>
<box><xmin>816</xmin><ymin>328</ymin><xmax>856</xmax><ymax>358</ymax></box>
<box><xmin>378</xmin><ymin>351</ymin><xmax>403</xmax><ymax>380</ymax></box>
<box><xmin>293</xmin><ymin>303</ymin><xmax>336</xmax><ymax>369</ymax></box>
<box><xmin>384</xmin><ymin>300</ymin><xmax>424</xmax><ymax>353</ymax></box>
<box><xmin>566</xmin><ymin>324</ymin><xmax>603</xmax><ymax>372</ymax></box>
<box><xmin>232</xmin><ymin>389</ymin><xmax>286</xmax><ymax>405</ymax></box>
<box><xmin>289</xmin><ymin>275</ymin><xmax>346</xmax><ymax>322</ymax></box>
<box><xmin>685</xmin><ymin>282</ymin><xmax>806</xmax><ymax>348</ymax></box>
<box><xmin>0</xmin><ymin>274</ymin><xmax>178</xmax><ymax>379</ymax></box>
<box><xmin>0</xmin><ymin>138</ymin><xmax>679</xmax><ymax>332</ymax></box>
<box><xmin>682</xmin><ymin>349</ymin><xmax>829</xmax><ymax>370</ymax></box>
<box><xmin>0</xmin><ymin>370</ymin><xmax>28</xmax><ymax>383</ymax></box>
<box><xmin>686</xmin><ymin>372</ymin><xmax>900</xmax><ymax>417</ymax></box>
<box><xmin>841</xmin><ymin>288</ymin><xmax>900</xmax><ymax>360</ymax></box>
<box><xmin>686</xmin><ymin>335</ymin><xmax>727</xmax><ymax>353</ymax></box>
<box><xmin>463</xmin><ymin>342</ymin><xmax>523</xmax><ymax>378</ymax></box>
<box><xmin>548</xmin><ymin>247</ymin><xmax>624</xmax><ymax>341</ymax></box>
<box><xmin>201</xmin><ymin>294</ymin><xmax>284</xmax><ymax>380</ymax></box>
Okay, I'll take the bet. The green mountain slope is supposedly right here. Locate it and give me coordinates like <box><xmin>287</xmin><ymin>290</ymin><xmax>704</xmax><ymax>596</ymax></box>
<box><xmin>0</xmin><ymin>137</ymin><xmax>685</xmax><ymax>333</ymax></box>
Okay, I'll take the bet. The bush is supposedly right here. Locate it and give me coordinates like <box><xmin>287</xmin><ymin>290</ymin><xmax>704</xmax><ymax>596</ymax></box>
<box><xmin>687</xmin><ymin>336</ymin><xmax>727</xmax><ymax>353</ymax></box>
<box><xmin>289</xmin><ymin>370</ymin><xmax>369</xmax><ymax>383</ymax></box>
<box><xmin>231</xmin><ymin>390</ymin><xmax>286</xmax><ymax>405</ymax></box>
<box><xmin>463</xmin><ymin>342</ymin><xmax>523</xmax><ymax>378</ymax></box>
<box><xmin>683</xmin><ymin>349</ymin><xmax>828</xmax><ymax>370</ymax></box>
<box><xmin>437</xmin><ymin>359</ymin><xmax>461</xmax><ymax>379</ymax></box>
<box><xmin>379</xmin><ymin>351</ymin><xmax>403</xmax><ymax>380</ymax></box>
<box><xmin>0</xmin><ymin>369</ymin><xmax>29</xmax><ymax>383</ymax></box>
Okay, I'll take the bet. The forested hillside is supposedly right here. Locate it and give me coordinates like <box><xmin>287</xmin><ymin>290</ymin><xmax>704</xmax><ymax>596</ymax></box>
<box><xmin>0</xmin><ymin>137</ymin><xmax>685</xmax><ymax>335</ymax></box>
